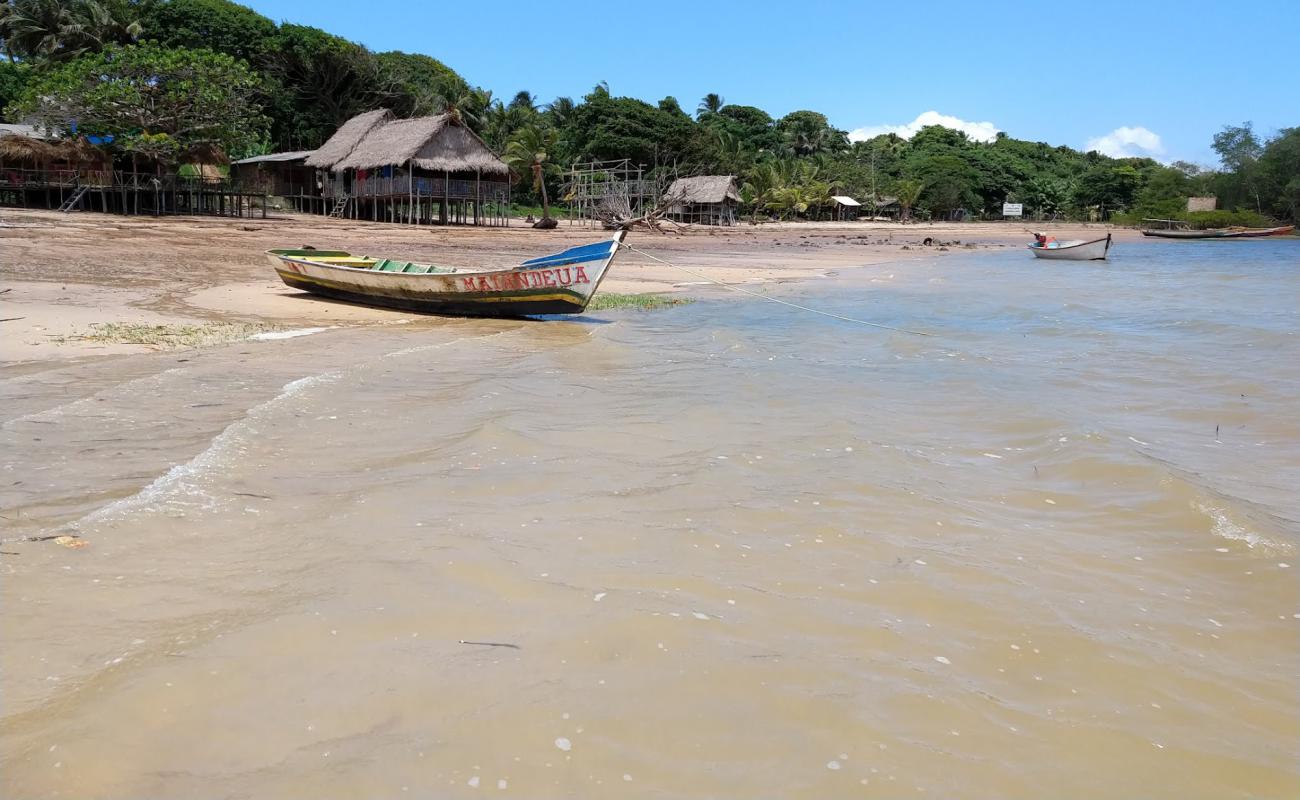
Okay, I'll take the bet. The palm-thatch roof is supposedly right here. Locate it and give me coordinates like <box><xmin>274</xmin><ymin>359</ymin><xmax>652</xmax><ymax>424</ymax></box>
<box><xmin>0</xmin><ymin>134</ymin><xmax>60</xmax><ymax>162</ymax></box>
<box><xmin>304</xmin><ymin>108</ymin><xmax>393</xmax><ymax>169</ymax></box>
<box><xmin>330</xmin><ymin>114</ymin><xmax>508</xmax><ymax>176</ymax></box>
<box><xmin>54</xmin><ymin>137</ymin><xmax>107</xmax><ymax>163</ymax></box>
<box><xmin>664</xmin><ymin>175</ymin><xmax>741</xmax><ymax>205</ymax></box>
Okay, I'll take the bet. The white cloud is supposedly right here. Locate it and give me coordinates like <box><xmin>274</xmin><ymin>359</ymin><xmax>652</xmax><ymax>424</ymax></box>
<box><xmin>1084</xmin><ymin>126</ymin><xmax>1165</xmax><ymax>158</ymax></box>
<box><xmin>848</xmin><ymin>111</ymin><xmax>1002</xmax><ymax>144</ymax></box>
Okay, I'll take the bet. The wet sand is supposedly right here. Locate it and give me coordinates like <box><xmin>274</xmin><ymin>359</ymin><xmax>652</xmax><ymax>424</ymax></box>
<box><xmin>1</xmin><ymin>208</ymin><xmax>1134</xmax><ymax>364</ymax></box>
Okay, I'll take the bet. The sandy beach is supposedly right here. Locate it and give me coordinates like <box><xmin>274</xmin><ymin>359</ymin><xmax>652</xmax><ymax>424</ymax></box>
<box><xmin>1</xmin><ymin>208</ymin><xmax>1137</xmax><ymax>364</ymax></box>
<box><xmin>2</xmin><ymin>212</ymin><xmax>1297</xmax><ymax>798</ymax></box>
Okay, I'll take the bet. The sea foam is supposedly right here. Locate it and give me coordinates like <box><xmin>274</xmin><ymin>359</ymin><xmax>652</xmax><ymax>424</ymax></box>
<box><xmin>68</xmin><ymin>372</ymin><xmax>340</xmax><ymax>531</ymax></box>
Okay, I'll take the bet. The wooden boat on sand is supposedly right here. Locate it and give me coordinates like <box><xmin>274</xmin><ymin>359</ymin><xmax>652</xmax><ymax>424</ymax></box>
<box><xmin>1141</xmin><ymin>225</ymin><xmax>1294</xmax><ymax>239</ymax></box>
<box><xmin>267</xmin><ymin>230</ymin><xmax>626</xmax><ymax>316</ymax></box>
<box><xmin>1028</xmin><ymin>234</ymin><xmax>1112</xmax><ymax>261</ymax></box>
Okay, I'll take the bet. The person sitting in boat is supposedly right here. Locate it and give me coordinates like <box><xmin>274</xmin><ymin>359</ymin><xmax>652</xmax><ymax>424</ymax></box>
<box><xmin>1033</xmin><ymin>232</ymin><xmax>1057</xmax><ymax>248</ymax></box>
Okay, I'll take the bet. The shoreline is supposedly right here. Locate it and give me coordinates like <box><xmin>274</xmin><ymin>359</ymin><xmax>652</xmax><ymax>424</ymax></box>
<box><xmin>1</xmin><ymin>208</ymin><xmax>1143</xmax><ymax>365</ymax></box>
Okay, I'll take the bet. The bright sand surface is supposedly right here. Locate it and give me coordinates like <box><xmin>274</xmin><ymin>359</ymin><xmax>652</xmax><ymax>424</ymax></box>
<box><xmin>1</xmin><ymin>208</ymin><xmax>1133</xmax><ymax>364</ymax></box>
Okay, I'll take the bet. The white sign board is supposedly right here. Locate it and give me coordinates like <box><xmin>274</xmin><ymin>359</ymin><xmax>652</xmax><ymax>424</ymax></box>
<box><xmin>1003</xmin><ymin>203</ymin><xmax>1024</xmax><ymax>217</ymax></box>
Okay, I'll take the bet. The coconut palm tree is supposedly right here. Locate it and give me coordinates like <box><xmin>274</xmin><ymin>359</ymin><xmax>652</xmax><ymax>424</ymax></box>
<box><xmin>1</xmin><ymin>0</ymin><xmax>140</xmax><ymax>62</ymax></box>
<box><xmin>893</xmin><ymin>178</ymin><xmax>924</xmax><ymax>221</ymax></box>
<box><xmin>543</xmin><ymin>96</ymin><xmax>575</xmax><ymax>128</ymax></box>
<box><xmin>504</xmin><ymin>126</ymin><xmax>558</xmax><ymax>222</ymax></box>
<box><xmin>697</xmin><ymin>93</ymin><xmax>725</xmax><ymax>119</ymax></box>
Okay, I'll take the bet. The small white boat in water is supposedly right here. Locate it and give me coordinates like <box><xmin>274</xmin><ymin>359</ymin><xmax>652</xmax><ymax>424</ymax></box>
<box><xmin>1028</xmin><ymin>233</ymin><xmax>1112</xmax><ymax>261</ymax></box>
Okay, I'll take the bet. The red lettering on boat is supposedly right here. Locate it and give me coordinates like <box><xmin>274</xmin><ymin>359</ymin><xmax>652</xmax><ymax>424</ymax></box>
<box><xmin>574</xmin><ymin>266</ymin><xmax>590</xmax><ymax>283</ymax></box>
<box><xmin>542</xmin><ymin>270</ymin><xmax>557</xmax><ymax>287</ymax></box>
<box><xmin>558</xmin><ymin>268</ymin><xmax>572</xmax><ymax>285</ymax></box>
<box><xmin>461</xmin><ymin>278</ymin><xmax>477</xmax><ymax>291</ymax></box>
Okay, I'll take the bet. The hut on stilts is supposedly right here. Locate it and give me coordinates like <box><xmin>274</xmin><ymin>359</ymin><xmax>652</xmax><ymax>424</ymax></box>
<box><xmin>662</xmin><ymin>176</ymin><xmax>740</xmax><ymax>226</ymax></box>
<box><xmin>306</xmin><ymin>109</ymin><xmax>511</xmax><ymax>226</ymax></box>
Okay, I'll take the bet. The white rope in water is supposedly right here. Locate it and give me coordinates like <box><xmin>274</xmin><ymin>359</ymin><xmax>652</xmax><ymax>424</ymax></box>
<box><xmin>618</xmin><ymin>242</ymin><xmax>932</xmax><ymax>336</ymax></box>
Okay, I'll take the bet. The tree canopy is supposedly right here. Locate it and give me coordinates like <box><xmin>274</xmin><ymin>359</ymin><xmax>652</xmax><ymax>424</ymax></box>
<box><xmin>11</xmin><ymin>41</ymin><xmax>268</xmax><ymax>160</ymax></box>
<box><xmin>0</xmin><ymin>0</ymin><xmax>1292</xmax><ymax>222</ymax></box>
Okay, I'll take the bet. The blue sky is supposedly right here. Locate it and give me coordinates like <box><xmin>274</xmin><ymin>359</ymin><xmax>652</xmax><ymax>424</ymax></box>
<box><xmin>245</xmin><ymin>0</ymin><xmax>1298</xmax><ymax>165</ymax></box>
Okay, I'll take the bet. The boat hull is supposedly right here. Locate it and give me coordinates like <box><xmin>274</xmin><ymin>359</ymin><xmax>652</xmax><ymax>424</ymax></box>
<box><xmin>267</xmin><ymin>231</ymin><xmax>625</xmax><ymax>317</ymax></box>
<box><xmin>1141</xmin><ymin>225</ymin><xmax>1295</xmax><ymax>239</ymax></box>
<box><xmin>1028</xmin><ymin>234</ymin><xmax>1111</xmax><ymax>260</ymax></box>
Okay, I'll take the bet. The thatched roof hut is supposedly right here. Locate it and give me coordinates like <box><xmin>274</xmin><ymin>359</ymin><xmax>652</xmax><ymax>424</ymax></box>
<box><xmin>55</xmin><ymin>137</ymin><xmax>107</xmax><ymax>164</ymax></box>
<box><xmin>664</xmin><ymin>175</ymin><xmax>741</xmax><ymax>205</ymax></box>
<box><xmin>305</xmin><ymin>108</ymin><xmax>394</xmax><ymax>169</ymax></box>
<box><xmin>663</xmin><ymin>176</ymin><xmax>740</xmax><ymax>226</ymax></box>
<box><xmin>0</xmin><ymin>134</ymin><xmax>60</xmax><ymax>163</ymax></box>
<box><xmin>328</xmin><ymin>113</ymin><xmax>507</xmax><ymax>176</ymax></box>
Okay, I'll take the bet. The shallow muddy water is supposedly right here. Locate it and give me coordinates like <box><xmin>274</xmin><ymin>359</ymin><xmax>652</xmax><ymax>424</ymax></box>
<box><xmin>2</xmin><ymin>240</ymin><xmax>1298</xmax><ymax>798</ymax></box>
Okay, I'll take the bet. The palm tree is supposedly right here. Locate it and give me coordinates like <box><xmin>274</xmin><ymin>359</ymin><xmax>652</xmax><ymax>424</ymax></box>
<box><xmin>434</xmin><ymin>86</ymin><xmax>492</xmax><ymax>132</ymax></box>
<box><xmin>697</xmin><ymin>93</ymin><xmax>725</xmax><ymax>119</ymax></box>
<box><xmin>507</xmin><ymin>90</ymin><xmax>538</xmax><ymax>113</ymax></box>
<box><xmin>893</xmin><ymin>178</ymin><xmax>924</xmax><ymax>221</ymax></box>
<box><xmin>543</xmin><ymin>96</ymin><xmax>575</xmax><ymax>128</ymax></box>
<box><xmin>504</xmin><ymin>126</ymin><xmax>558</xmax><ymax>222</ymax></box>
<box><xmin>740</xmin><ymin>160</ymin><xmax>781</xmax><ymax>222</ymax></box>
<box><xmin>1</xmin><ymin>0</ymin><xmax>139</xmax><ymax>62</ymax></box>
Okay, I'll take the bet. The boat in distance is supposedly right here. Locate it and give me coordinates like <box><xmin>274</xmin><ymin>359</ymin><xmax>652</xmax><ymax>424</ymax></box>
<box><xmin>1028</xmin><ymin>233</ymin><xmax>1112</xmax><ymax>261</ymax></box>
<box><xmin>1141</xmin><ymin>225</ymin><xmax>1295</xmax><ymax>239</ymax></box>
<box><xmin>267</xmin><ymin>230</ymin><xmax>626</xmax><ymax>316</ymax></box>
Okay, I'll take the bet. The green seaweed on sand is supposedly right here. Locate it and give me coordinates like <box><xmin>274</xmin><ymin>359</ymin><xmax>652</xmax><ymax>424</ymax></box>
<box><xmin>53</xmin><ymin>322</ymin><xmax>280</xmax><ymax>349</ymax></box>
<box><xmin>586</xmin><ymin>293</ymin><xmax>694</xmax><ymax>311</ymax></box>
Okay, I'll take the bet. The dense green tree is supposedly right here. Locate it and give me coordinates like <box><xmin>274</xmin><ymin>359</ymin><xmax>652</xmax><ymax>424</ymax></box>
<box><xmin>1256</xmin><ymin>127</ymin><xmax>1300</xmax><ymax>222</ymax></box>
<box><xmin>372</xmin><ymin>50</ymin><xmax>465</xmax><ymax>118</ymax></box>
<box><xmin>138</xmin><ymin>0</ymin><xmax>273</xmax><ymax>63</ymax></box>
<box><xmin>0</xmin><ymin>60</ymin><xmax>27</xmax><ymax>110</ymax></box>
<box><xmin>262</xmin><ymin>24</ymin><xmax>385</xmax><ymax>146</ymax></box>
<box><xmin>1073</xmin><ymin>163</ymin><xmax>1140</xmax><ymax>215</ymax></box>
<box><xmin>11</xmin><ymin>41</ymin><xmax>267</xmax><ymax>160</ymax></box>
<box><xmin>775</xmin><ymin>110</ymin><xmax>847</xmax><ymax>156</ymax></box>
<box><xmin>912</xmin><ymin>154</ymin><xmax>980</xmax><ymax>217</ymax></box>
<box><xmin>562</xmin><ymin>92</ymin><xmax>701</xmax><ymax>167</ymax></box>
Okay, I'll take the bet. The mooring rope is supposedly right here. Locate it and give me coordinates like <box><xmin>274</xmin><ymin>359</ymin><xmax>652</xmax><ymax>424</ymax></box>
<box><xmin>617</xmin><ymin>242</ymin><xmax>932</xmax><ymax>336</ymax></box>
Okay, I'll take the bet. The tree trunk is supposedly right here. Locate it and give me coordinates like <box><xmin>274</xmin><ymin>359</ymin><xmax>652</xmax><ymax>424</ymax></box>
<box><xmin>535</xmin><ymin>162</ymin><xmax>550</xmax><ymax>220</ymax></box>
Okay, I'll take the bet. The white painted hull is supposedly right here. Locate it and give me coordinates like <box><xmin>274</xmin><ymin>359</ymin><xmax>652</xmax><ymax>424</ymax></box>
<box><xmin>266</xmin><ymin>231</ymin><xmax>626</xmax><ymax>316</ymax></box>
<box><xmin>1028</xmin><ymin>235</ymin><xmax>1112</xmax><ymax>261</ymax></box>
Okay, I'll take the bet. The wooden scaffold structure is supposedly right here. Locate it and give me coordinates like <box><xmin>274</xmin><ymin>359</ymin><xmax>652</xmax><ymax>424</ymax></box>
<box><xmin>564</xmin><ymin>159</ymin><xmax>660</xmax><ymax>227</ymax></box>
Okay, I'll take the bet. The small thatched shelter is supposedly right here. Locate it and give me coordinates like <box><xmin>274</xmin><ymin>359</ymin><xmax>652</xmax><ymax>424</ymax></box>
<box><xmin>231</xmin><ymin>150</ymin><xmax>316</xmax><ymax>196</ymax></box>
<box><xmin>308</xmin><ymin>108</ymin><xmax>510</xmax><ymax>226</ymax></box>
<box><xmin>663</xmin><ymin>175</ymin><xmax>740</xmax><ymax>225</ymax></box>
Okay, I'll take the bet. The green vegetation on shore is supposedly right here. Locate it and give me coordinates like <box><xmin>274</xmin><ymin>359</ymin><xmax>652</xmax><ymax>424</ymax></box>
<box><xmin>1</xmin><ymin>0</ymin><xmax>1295</xmax><ymax>225</ymax></box>
<box><xmin>587</xmin><ymin>293</ymin><xmax>693</xmax><ymax>312</ymax></box>
<box><xmin>54</xmin><ymin>321</ymin><xmax>278</xmax><ymax>348</ymax></box>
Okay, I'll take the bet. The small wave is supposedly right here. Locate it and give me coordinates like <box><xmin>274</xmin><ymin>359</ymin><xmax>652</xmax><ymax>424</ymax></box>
<box><xmin>68</xmin><ymin>371</ymin><xmax>340</xmax><ymax>531</ymax></box>
<box><xmin>249</xmin><ymin>327</ymin><xmax>333</xmax><ymax>341</ymax></box>
<box><xmin>1195</xmin><ymin>502</ymin><xmax>1295</xmax><ymax>555</ymax></box>
<box><xmin>2</xmin><ymin>368</ymin><xmax>184</xmax><ymax>430</ymax></box>
<box><xmin>380</xmin><ymin>329</ymin><xmax>514</xmax><ymax>360</ymax></box>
